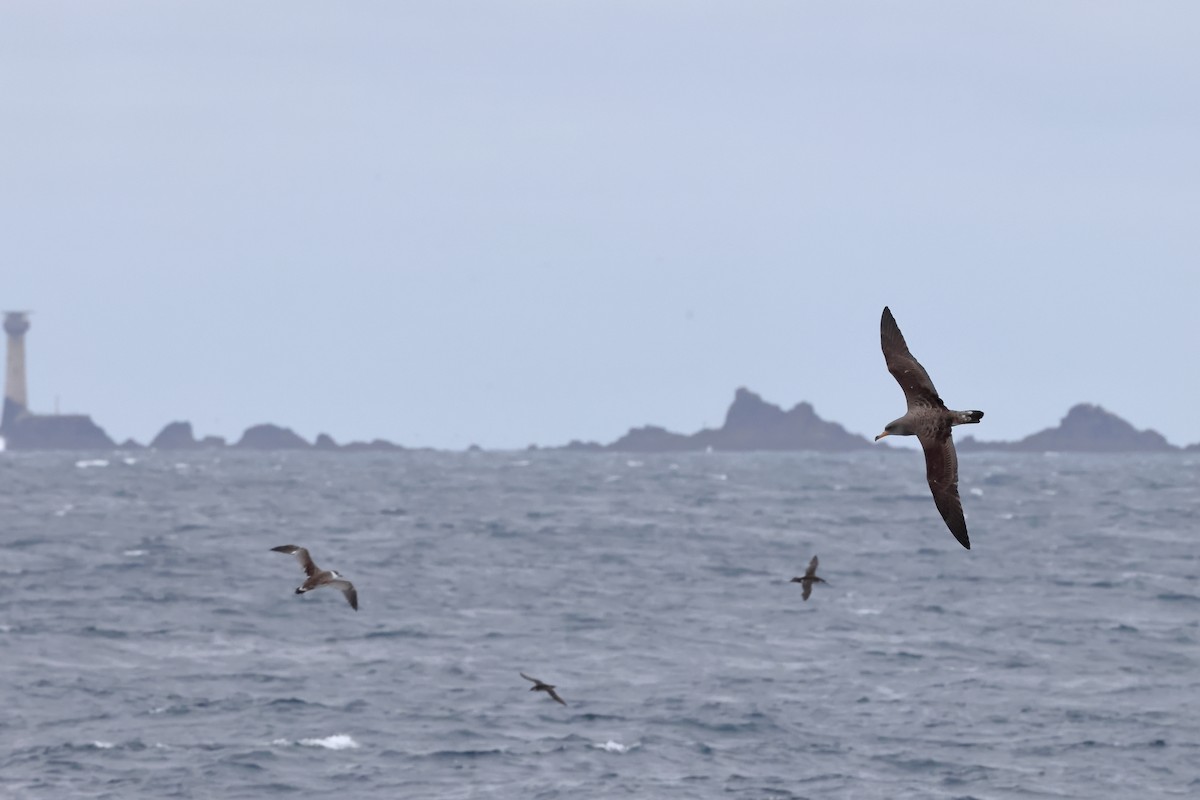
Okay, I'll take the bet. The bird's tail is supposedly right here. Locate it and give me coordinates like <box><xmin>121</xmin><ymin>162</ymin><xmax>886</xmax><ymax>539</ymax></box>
<box><xmin>953</xmin><ymin>410</ymin><xmax>984</xmax><ymax>425</ymax></box>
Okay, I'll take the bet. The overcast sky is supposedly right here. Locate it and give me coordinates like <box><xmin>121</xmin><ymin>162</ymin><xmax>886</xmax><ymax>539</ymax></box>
<box><xmin>2</xmin><ymin>3</ymin><xmax>1198</xmax><ymax>449</ymax></box>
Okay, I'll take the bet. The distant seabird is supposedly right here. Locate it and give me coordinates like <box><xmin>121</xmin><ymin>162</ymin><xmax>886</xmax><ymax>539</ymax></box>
<box><xmin>790</xmin><ymin>555</ymin><xmax>829</xmax><ymax>601</ymax></box>
<box><xmin>271</xmin><ymin>544</ymin><xmax>359</xmax><ymax>610</ymax></box>
<box><xmin>520</xmin><ymin>672</ymin><xmax>567</xmax><ymax>706</ymax></box>
<box><xmin>876</xmin><ymin>306</ymin><xmax>983</xmax><ymax>549</ymax></box>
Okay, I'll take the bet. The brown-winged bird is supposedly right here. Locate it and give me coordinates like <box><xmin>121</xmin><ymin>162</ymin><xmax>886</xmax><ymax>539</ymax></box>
<box><xmin>790</xmin><ymin>555</ymin><xmax>829</xmax><ymax>601</ymax></box>
<box><xmin>271</xmin><ymin>545</ymin><xmax>359</xmax><ymax>610</ymax></box>
<box><xmin>520</xmin><ymin>672</ymin><xmax>567</xmax><ymax>706</ymax></box>
<box><xmin>875</xmin><ymin>306</ymin><xmax>983</xmax><ymax>549</ymax></box>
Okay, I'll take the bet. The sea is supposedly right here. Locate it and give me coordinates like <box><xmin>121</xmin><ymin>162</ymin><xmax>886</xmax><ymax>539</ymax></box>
<box><xmin>1</xmin><ymin>448</ymin><xmax>1197</xmax><ymax>799</ymax></box>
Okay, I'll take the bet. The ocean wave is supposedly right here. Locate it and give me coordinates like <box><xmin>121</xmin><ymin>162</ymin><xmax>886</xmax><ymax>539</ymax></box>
<box><xmin>272</xmin><ymin>734</ymin><xmax>360</xmax><ymax>750</ymax></box>
<box><xmin>593</xmin><ymin>740</ymin><xmax>640</xmax><ymax>753</ymax></box>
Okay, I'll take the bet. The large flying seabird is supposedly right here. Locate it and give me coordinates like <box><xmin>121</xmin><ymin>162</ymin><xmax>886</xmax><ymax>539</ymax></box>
<box><xmin>790</xmin><ymin>555</ymin><xmax>829</xmax><ymax>601</ymax></box>
<box><xmin>271</xmin><ymin>544</ymin><xmax>359</xmax><ymax>610</ymax></box>
<box><xmin>520</xmin><ymin>672</ymin><xmax>568</xmax><ymax>706</ymax></box>
<box><xmin>876</xmin><ymin>306</ymin><xmax>983</xmax><ymax>549</ymax></box>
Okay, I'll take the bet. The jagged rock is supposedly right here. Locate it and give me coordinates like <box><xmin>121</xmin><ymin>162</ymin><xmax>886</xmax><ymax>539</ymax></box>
<box><xmin>1</xmin><ymin>413</ymin><xmax>115</xmax><ymax>450</ymax></box>
<box><xmin>234</xmin><ymin>423</ymin><xmax>310</xmax><ymax>450</ymax></box>
<box><xmin>958</xmin><ymin>403</ymin><xmax>1176</xmax><ymax>452</ymax></box>
<box><xmin>151</xmin><ymin>421</ymin><xmax>200</xmax><ymax>449</ymax></box>
<box><xmin>608</xmin><ymin>425</ymin><xmax>696</xmax><ymax>452</ymax></box>
<box><xmin>341</xmin><ymin>438</ymin><xmax>403</xmax><ymax>452</ymax></box>
<box><xmin>561</xmin><ymin>439</ymin><xmax>604</xmax><ymax>452</ymax></box>
<box><xmin>700</xmin><ymin>388</ymin><xmax>869</xmax><ymax>451</ymax></box>
<box><xmin>314</xmin><ymin>433</ymin><xmax>339</xmax><ymax>450</ymax></box>
<box><xmin>605</xmin><ymin>388</ymin><xmax>870</xmax><ymax>452</ymax></box>
<box><xmin>118</xmin><ymin>438</ymin><xmax>145</xmax><ymax>450</ymax></box>
<box><xmin>199</xmin><ymin>435</ymin><xmax>226</xmax><ymax>448</ymax></box>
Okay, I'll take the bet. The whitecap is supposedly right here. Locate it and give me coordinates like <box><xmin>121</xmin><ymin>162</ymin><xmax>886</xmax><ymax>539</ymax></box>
<box><xmin>124</xmin><ymin>550</ymin><xmax>146</xmax><ymax>557</ymax></box>
<box><xmin>510</xmin><ymin>460</ymin><xmax>530</xmax><ymax>467</ymax></box>
<box><xmin>969</xmin><ymin>487</ymin><xmax>983</xmax><ymax>496</ymax></box>
<box><xmin>594</xmin><ymin>740</ymin><xmax>639</xmax><ymax>753</ymax></box>
<box><xmin>626</xmin><ymin>460</ymin><xmax>643</xmax><ymax>468</ymax></box>
<box><xmin>75</xmin><ymin>459</ymin><xmax>109</xmax><ymax>469</ymax></box>
<box><xmin>854</xmin><ymin>608</ymin><xmax>882</xmax><ymax>615</ymax></box>
<box><xmin>122</xmin><ymin>457</ymin><xmax>138</xmax><ymax>465</ymax></box>
<box><xmin>91</xmin><ymin>740</ymin><xmax>116</xmax><ymax>749</ymax></box>
<box><xmin>298</xmin><ymin>734</ymin><xmax>359</xmax><ymax>750</ymax></box>
<box><xmin>712</xmin><ymin>473</ymin><xmax>728</xmax><ymax>481</ymax></box>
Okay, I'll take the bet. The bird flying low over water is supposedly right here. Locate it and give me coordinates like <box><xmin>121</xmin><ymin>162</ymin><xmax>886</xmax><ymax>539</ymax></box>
<box><xmin>876</xmin><ymin>306</ymin><xmax>983</xmax><ymax>549</ymax></box>
<box><xmin>520</xmin><ymin>672</ymin><xmax>567</xmax><ymax>706</ymax></box>
<box><xmin>790</xmin><ymin>555</ymin><xmax>828</xmax><ymax>601</ymax></box>
<box><xmin>271</xmin><ymin>545</ymin><xmax>359</xmax><ymax>610</ymax></box>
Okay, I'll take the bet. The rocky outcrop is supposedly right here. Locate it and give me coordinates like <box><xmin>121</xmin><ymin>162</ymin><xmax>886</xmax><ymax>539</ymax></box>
<box><xmin>608</xmin><ymin>425</ymin><xmax>696</xmax><ymax>452</ymax></box>
<box><xmin>151</xmin><ymin>421</ymin><xmax>201</xmax><ymax>449</ymax></box>
<box><xmin>313</xmin><ymin>432</ymin><xmax>402</xmax><ymax>451</ymax></box>
<box><xmin>150</xmin><ymin>422</ymin><xmax>226</xmax><ymax>449</ymax></box>
<box><xmin>234</xmin><ymin>423</ymin><xmax>310</xmax><ymax>450</ymax></box>
<box><xmin>560</xmin><ymin>439</ymin><xmax>604</xmax><ymax>452</ymax></box>
<box><xmin>0</xmin><ymin>413</ymin><xmax>116</xmax><ymax>450</ymax></box>
<box><xmin>341</xmin><ymin>438</ymin><xmax>403</xmax><ymax>452</ymax></box>
<box><xmin>604</xmin><ymin>388</ymin><xmax>870</xmax><ymax>452</ymax></box>
<box><xmin>958</xmin><ymin>404</ymin><xmax>1176</xmax><ymax>452</ymax></box>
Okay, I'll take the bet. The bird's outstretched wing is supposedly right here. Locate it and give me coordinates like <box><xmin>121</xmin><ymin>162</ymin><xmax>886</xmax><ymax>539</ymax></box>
<box><xmin>520</xmin><ymin>672</ymin><xmax>541</xmax><ymax>685</ymax></box>
<box><xmin>802</xmin><ymin>580</ymin><xmax>813</xmax><ymax>601</ymax></box>
<box><xmin>329</xmin><ymin>579</ymin><xmax>358</xmax><ymax>611</ymax></box>
<box><xmin>546</xmin><ymin>687</ymin><xmax>568</xmax><ymax>706</ymax></box>
<box><xmin>804</xmin><ymin>556</ymin><xmax>819</xmax><ymax>579</ymax></box>
<box><xmin>272</xmin><ymin>544</ymin><xmax>318</xmax><ymax>577</ymax></box>
<box><xmin>920</xmin><ymin>435</ymin><xmax>970</xmax><ymax>549</ymax></box>
<box><xmin>881</xmin><ymin>307</ymin><xmax>944</xmax><ymax>411</ymax></box>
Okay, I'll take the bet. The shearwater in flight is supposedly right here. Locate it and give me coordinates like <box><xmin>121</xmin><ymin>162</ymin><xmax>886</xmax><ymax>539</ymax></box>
<box><xmin>790</xmin><ymin>555</ymin><xmax>829</xmax><ymax>601</ymax></box>
<box><xmin>271</xmin><ymin>544</ymin><xmax>359</xmax><ymax>610</ymax></box>
<box><xmin>876</xmin><ymin>306</ymin><xmax>983</xmax><ymax>549</ymax></box>
<box><xmin>520</xmin><ymin>672</ymin><xmax>568</xmax><ymax>706</ymax></box>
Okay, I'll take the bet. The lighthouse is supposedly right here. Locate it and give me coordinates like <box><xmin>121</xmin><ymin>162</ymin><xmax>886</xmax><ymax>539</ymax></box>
<box><xmin>2</xmin><ymin>311</ymin><xmax>30</xmax><ymax>431</ymax></box>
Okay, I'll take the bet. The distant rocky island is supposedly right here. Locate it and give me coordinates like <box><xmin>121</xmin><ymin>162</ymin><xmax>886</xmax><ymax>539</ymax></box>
<box><xmin>1</xmin><ymin>388</ymin><xmax>1196</xmax><ymax>453</ymax></box>
<box><xmin>560</xmin><ymin>388</ymin><xmax>869</xmax><ymax>452</ymax></box>
<box><xmin>957</xmin><ymin>403</ymin><xmax>1184</xmax><ymax>453</ymax></box>
<box><xmin>12</xmin><ymin>313</ymin><xmax>1180</xmax><ymax>454</ymax></box>
<box><xmin>562</xmin><ymin>390</ymin><xmax>1195</xmax><ymax>454</ymax></box>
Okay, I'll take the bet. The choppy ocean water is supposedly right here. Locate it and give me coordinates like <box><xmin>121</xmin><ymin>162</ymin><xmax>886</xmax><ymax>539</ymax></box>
<box><xmin>1</xmin><ymin>449</ymin><xmax>1197</xmax><ymax>799</ymax></box>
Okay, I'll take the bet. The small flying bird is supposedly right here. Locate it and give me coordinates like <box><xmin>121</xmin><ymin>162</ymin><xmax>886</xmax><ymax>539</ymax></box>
<box><xmin>790</xmin><ymin>555</ymin><xmax>829</xmax><ymax>601</ymax></box>
<box><xmin>271</xmin><ymin>544</ymin><xmax>358</xmax><ymax>610</ymax></box>
<box><xmin>520</xmin><ymin>672</ymin><xmax>567</xmax><ymax>706</ymax></box>
<box><xmin>876</xmin><ymin>306</ymin><xmax>984</xmax><ymax>549</ymax></box>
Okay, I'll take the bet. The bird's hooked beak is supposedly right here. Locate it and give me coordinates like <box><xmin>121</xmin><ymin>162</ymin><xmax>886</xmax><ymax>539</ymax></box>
<box><xmin>874</xmin><ymin>432</ymin><xmax>890</xmax><ymax>442</ymax></box>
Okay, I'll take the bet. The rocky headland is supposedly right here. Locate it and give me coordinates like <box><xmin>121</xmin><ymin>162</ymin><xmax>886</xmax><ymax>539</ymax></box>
<box><xmin>957</xmin><ymin>404</ymin><xmax>1179</xmax><ymax>453</ymax></box>
<box><xmin>0</xmin><ymin>412</ymin><xmax>115</xmax><ymax>450</ymax></box>
<box><xmin>570</xmin><ymin>387</ymin><xmax>872</xmax><ymax>452</ymax></box>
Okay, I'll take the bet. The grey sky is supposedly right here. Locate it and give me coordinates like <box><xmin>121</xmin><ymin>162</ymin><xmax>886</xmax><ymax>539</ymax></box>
<box><xmin>3</xmin><ymin>3</ymin><xmax>1198</xmax><ymax>449</ymax></box>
